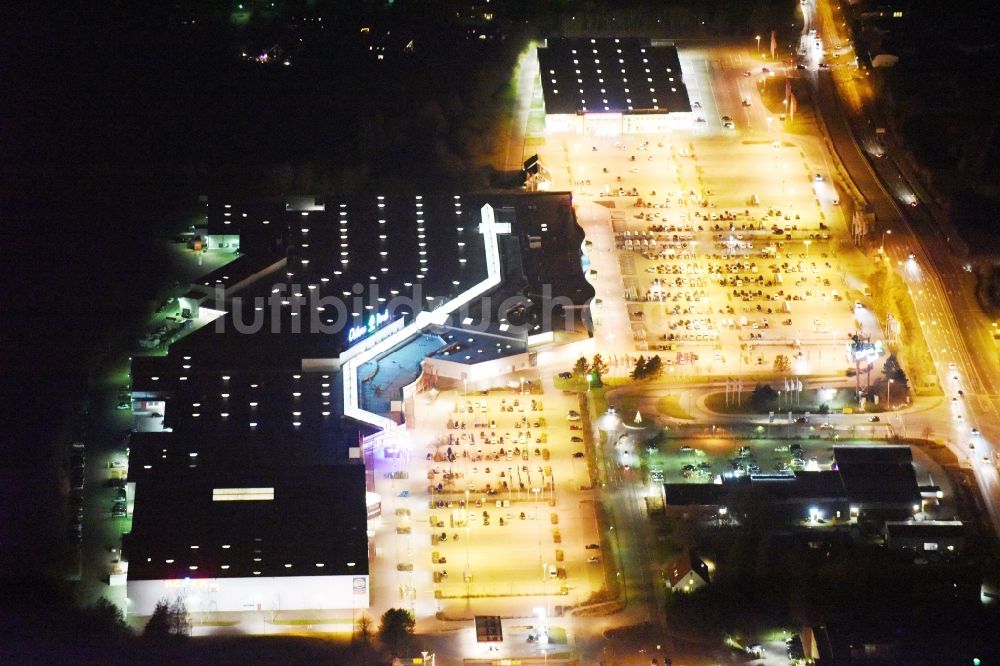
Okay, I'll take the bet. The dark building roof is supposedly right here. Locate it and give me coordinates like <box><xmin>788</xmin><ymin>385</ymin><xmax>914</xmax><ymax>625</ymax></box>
<box><xmin>665</xmin><ymin>445</ymin><xmax>921</xmax><ymax>510</ymax></box>
<box><xmin>124</xmin><ymin>463</ymin><xmax>369</xmax><ymax>581</ymax></box>
<box><xmin>884</xmin><ymin>520</ymin><xmax>965</xmax><ymax>540</ymax></box>
<box><xmin>835</xmin><ymin>445</ymin><xmax>920</xmax><ymax>506</ymax></box>
<box><xmin>203</xmin><ymin>198</ymin><xmax>287</xmax><ymax>256</ymax></box>
<box><xmin>132</xmin><ymin>192</ymin><xmax>591</xmax><ymax>387</ymax></box>
<box><xmin>666</xmin><ymin>546</ymin><xmax>710</xmax><ymax>587</ymax></box>
<box><xmin>130</xmin><ymin>363</ymin><xmax>372</xmax><ymax>458</ymax></box>
<box><xmin>839</xmin><ymin>461</ymin><xmax>920</xmax><ymax>505</ymax></box>
<box><xmin>195</xmin><ymin>251</ymin><xmax>287</xmax><ymax>294</ymax></box>
<box><xmin>752</xmin><ymin>471</ymin><xmax>846</xmax><ymax>501</ymax></box>
<box><xmin>538</xmin><ymin>38</ymin><xmax>691</xmax><ymax>115</ymax></box>
<box><xmin>663</xmin><ymin>483</ymin><xmax>726</xmax><ymax>505</ymax></box>
<box><xmin>833</xmin><ymin>444</ymin><xmax>912</xmax><ymax>465</ymax></box>
<box><xmin>429</xmin><ymin>327</ymin><xmax>528</xmax><ymax>365</ymax></box>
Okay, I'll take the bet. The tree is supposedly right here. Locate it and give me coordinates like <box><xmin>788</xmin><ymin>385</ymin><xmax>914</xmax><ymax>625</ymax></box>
<box><xmin>573</xmin><ymin>356</ymin><xmax>590</xmax><ymax>378</ymax></box>
<box><xmin>79</xmin><ymin>597</ymin><xmax>132</xmax><ymax>640</ymax></box>
<box><xmin>773</xmin><ymin>354</ymin><xmax>790</xmax><ymax>373</ymax></box>
<box><xmin>168</xmin><ymin>599</ymin><xmax>191</xmax><ymax>636</ymax></box>
<box><xmin>748</xmin><ymin>384</ymin><xmax>778</xmax><ymax>411</ymax></box>
<box><xmin>353</xmin><ymin>612</ymin><xmax>378</xmax><ymax>666</ymax></box>
<box><xmin>631</xmin><ymin>355</ymin><xmax>648</xmax><ymax>381</ymax></box>
<box><xmin>645</xmin><ymin>355</ymin><xmax>663</xmax><ymax>380</ymax></box>
<box><xmin>355</xmin><ymin>613</ymin><xmax>374</xmax><ymax>647</ymax></box>
<box><xmin>882</xmin><ymin>354</ymin><xmax>908</xmax><ymax>386</ymax></box>
<box><xmin>378</xmin><ymin>608</ymin><xmax>415</xmax><ymax>656</ymax></box>
<box><xmin>590</xmin><ymin>354</ymin><xmax>608</xmax><ymax>387</ymax></box>
<box><xmin>144</xmin><ymin>601</ymin><xmax>171</xmax><ymax>637</ymax></box>
<box><xmin>144</xmin><ymin>598</ymin><xmax>190</xmax><ymax>638</ymax></box>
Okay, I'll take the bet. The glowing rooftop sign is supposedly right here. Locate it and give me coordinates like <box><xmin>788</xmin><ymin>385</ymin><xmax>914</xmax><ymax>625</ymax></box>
<box><xmin>212</xmin><ymin>487</ymin><xmax>274</xmax><ymax>501</ymax></box>
<box><xmin>348</xmin><ymin>310</ymin><xmax>391</xmax><ymax>344</ymax></box>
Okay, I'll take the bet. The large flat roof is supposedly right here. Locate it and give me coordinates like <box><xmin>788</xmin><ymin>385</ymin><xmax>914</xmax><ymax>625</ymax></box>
<box><xmin>885</xmin><ymin>520</ymin><xmax>965</xmax><ymax>540</ymax></box>
<box><xmin>834</xmin><ymin>444</ymin><xmax>913</xmax><ymax>465</ymax></box>
<box><xmin>429</xmin><ymin>326</ymin><xmax>528</xmax><ymax>365</ymax></box>
<box><xmin>664</xmin><ymin>452</ymin><xmax>920</xmax><ymax>508</ymax></box>
<box><xmin>133</xmin><ymin>192</ymin><xmax>589</xmax><ymax>383</ymax></box>
<box><xmin>125</xmin><ymin>463</ymin><xmax>369</xmax><ymax>581</ymax></box>
<box><xmin>125</xmin><ymin>192</ymin><xmax>591</xmax><ymax>583</ymax></box>
<box><xmin>538</xmin><ymin>38</ymin><xmax>691</xmax><ymax>115</ymax></box>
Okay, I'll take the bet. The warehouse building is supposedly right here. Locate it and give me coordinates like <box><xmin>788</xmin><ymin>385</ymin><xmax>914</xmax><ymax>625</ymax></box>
<box><xmin>537</xmin><ymin>37</ymin><xmax>692</xmax><ymax>135</ymax></box>
<box><xmin>124</xmin><ymin>192</ymin><xmax>592</xmax><ymax>620</ymax></box>
<box><xmin>122</xmin><ymin>432</ymin><xmax>369</xmax><ymax>616</ymax></box>
<box><xmin>663</xmin><ymin>445</ymin><xmax>922</xmax><ymax>522</ymax></box>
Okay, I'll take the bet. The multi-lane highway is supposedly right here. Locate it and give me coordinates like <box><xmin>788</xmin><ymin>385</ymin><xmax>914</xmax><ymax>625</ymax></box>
<box><xmin>804</xmin><ymin>0</ymin><xmax>1000</xmax><ymax>535</ymax></box>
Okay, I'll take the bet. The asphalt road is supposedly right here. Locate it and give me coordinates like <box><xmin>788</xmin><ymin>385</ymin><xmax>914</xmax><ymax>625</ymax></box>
<box><xmin>809</xmin><ymin>0</ymin><xmax>1000</xmax><ymax>536</ymax></box>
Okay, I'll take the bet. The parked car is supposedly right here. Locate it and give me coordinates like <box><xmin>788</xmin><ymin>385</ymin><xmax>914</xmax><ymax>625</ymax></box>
<box><xmin>573</xmin><ymin>452</ymin><xmax>585</xmax><ymax>459</ymax></box>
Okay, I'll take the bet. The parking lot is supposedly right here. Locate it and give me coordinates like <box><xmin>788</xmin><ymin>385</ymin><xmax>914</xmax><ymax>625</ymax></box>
<box><xmin>552</xmin><ymin>134</ymin><xmax>865</xmax><ymax>377</ymax></box>
<box><xmin>647</xmin><ymin>435</ymin><xmax>841</xmax><ymax>486</ymax></box>
<box><xmin>369</xmin><ymin>374</ymin><xmax>606</xmax><ymax>617</ymax></box>
<box><xmin>538</xmin><ymin>42</ymin><xmax>885</xmax><ymax>382</ymax></box>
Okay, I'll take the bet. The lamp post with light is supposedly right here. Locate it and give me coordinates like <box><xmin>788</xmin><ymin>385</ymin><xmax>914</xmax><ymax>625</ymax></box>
<box><xmin>881</xmin><ymin>228</ymin><xmax>891</xmax><ymax>254</ymax></box>
<box><xmin>756</xmin><ymin>34</ymin><xmax>761</xmax><ymax>56</ymax></box>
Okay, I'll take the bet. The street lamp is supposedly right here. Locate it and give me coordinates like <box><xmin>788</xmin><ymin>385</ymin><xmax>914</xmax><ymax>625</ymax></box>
<box><xmin>880</xmin><ymin>228</ymin><xmax>891</xmax><ymax>254</ymax></box>
<box><xmin>887</xmin><ymin>378</ymin><xmax>894</xmax><ymax>406</ymax></box>
<box><xmin>803</xmin><ymin>239</ymin><xmax>811</xmax><ymax>256</ymax></box>
<box><xmin>756</xmin><ymin>35</ymin><xmax>761</xmax><ymax>55</ymax></box>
